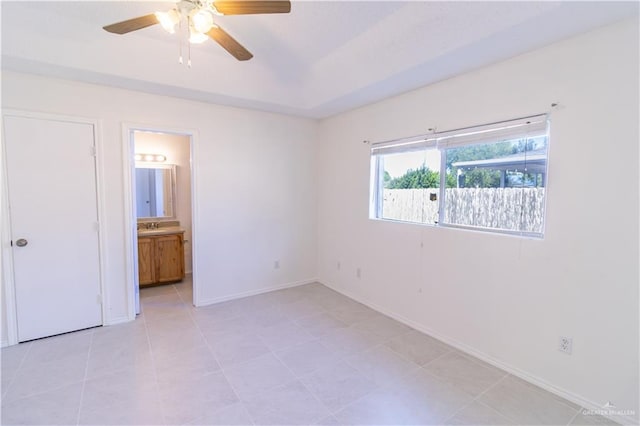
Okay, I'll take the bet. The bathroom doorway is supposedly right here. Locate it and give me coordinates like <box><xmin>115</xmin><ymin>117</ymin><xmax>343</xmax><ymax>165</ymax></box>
<box><xmin>123</xmin><ymin>125</ymin><xmax>197</xmax><ymax>318</ymax></box>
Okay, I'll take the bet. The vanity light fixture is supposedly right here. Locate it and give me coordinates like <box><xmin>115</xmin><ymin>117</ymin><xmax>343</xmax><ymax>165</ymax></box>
<box><xmin>135</xmin><ymin>153</ymin><xmax>167</xmax><ymax>163</ymax></box>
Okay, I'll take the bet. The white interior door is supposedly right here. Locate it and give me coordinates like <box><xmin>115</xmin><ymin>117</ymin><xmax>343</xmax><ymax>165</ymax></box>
<box><xmin>4</xmin><ymin>114</ymin><xmax>102</xmax><ymax>342</ymax></box>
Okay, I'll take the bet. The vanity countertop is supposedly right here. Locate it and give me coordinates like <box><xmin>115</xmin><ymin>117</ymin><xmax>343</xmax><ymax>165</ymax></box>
<box><xmin>137</xmin><ymin>226</ymin><xmax>185</xmax><ymax>237</ymax></box>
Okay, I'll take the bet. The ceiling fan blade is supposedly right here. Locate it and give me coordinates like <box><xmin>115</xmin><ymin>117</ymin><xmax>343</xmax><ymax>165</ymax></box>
<box><xmin>103</xmin><ymin>14</ymin><xmax>158</xmax><ymax>34</ymax></box>
<box><xmin>207</xmin><ymin>26</ymin><xmax>253</xmax><ymax>61</ymax></box>
<box><xmin>213</xmin><ymin>1</ymin><xmax>291</xmax><ymax>15</ymax></box>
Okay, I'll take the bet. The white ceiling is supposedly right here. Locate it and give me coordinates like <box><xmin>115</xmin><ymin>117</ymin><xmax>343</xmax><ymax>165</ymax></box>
<box><xmin>2</xmin><ymin>1</ymin><xmax>638</xmax><ymax>119</ymax></box>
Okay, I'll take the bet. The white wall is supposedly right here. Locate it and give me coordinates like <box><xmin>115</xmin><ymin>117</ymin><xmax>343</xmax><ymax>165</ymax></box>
<box><xmin>1</xmin><ymin>71</ymin><xmax>318</xmax><ymax>336</ymax></box>
<box><xmin>134</xmin><ymin>131</ymin><xmax>194</xmax><ymax>273</ymax></box>
<box><xmin>317</xmin><ymin>19</ymin><xmax>639</xmax><ymax>422</ymax></box>
<box><xmin>1</xmin><ymin>15</ymin><xmax>637</xmax><ymax>424</ymax></box>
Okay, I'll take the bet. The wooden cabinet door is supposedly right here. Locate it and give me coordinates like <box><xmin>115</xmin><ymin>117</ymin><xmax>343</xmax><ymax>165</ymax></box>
<box><xmin>155</xmin><ymin>234</ymin><xmax>184</xmax><ymax>283</ymax></box>
<box><xmin>137</xmin><ymin>237</ymin><xmax>155</xmax><ymax>286</ymax></box>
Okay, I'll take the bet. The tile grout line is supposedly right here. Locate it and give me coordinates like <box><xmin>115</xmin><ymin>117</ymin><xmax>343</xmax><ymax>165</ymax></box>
<box><xmin>147</xmin><ymin>283</ymin><xmax>590</xmax><ymax>426</ymax></box>
<box><xmin>249</xmin><ymin>292</ymin><xmax>351</xmax><ymax>422</ymax></box>
<box><xmin>475</xmin><ymin>399</ymin><xmax>520</xmax><ymax>424</ymax></box>
<box><xmin>439</xmin><ymin>372</ymin><xmax>511</xmax><ymax>425</ymax></box>
<box><xmin>467</xmin><ymin>371</ymin><xmax>509</xmax><ymax>401</ymax></box>
<box><xmin>319</xmin><ymin>337</ymin><xmax>426</xmax><ymax>420</ymax></box>
<box><xmin>270</xmin><ymin>344</ymin><xmax>337</xmax><ymax>424</ymax></box>
<box><xmin>192</xmin><ymin>286</ymin><xmax>375</xmax><ymax>424</ymax></box>
<box><xmin>326</xmin><ymin>370</ymin><xmax>390</xmax><ymax>420</ymax></box>
<box><xmin>504</xmin><ymin>371</ymin><xmax>587</xmax><ymax>414</ymax></box>
<box><xmin>459</xmin><ymin>373</ymin><xmax>513</xmax><ymax>421</ymax></box>
<box><xmin>284</xmin><ymin>295</ymin><xmax>400</xmax><ymax>420</ymax></box>
<box><xmin>177</xmin><ymin>281</ymin><xmax>256</xmax><ymax>426</ymax></box>
<box><xmin>3</xmin><ymin>333</ymin><xmax>94</xmax><ymax>415</ymax></box>
<box><xmin>410</xmin><ymin>346</ymin><xmax>456</xmax><ymax>369</ymax></box>
<box><xmin>278</xmin><ymin>334</ymin><xmax>387</xmax><ymax>413</ymax></box>
<box><xmin>565</xmin><ymin>406</ymin><xmax>582</xmax><ymax>425</ymax></box>
<box><xmin>1</xmin><ymin>340</ymin><xmax>34</xmax><ymax>401</ymax></box>
<box><xmin>386</xmin><ymin>336</ymin><xmax>456</xmax><ymax>370</ymax></box>
<box><xmin>269</xmin><ymin>299</ymin><xmax>424</xmax><ymax>420</ymax></box>
<box><xmin>139</xmin><ymin>288</ymin><xmax>169</xmax><ymax>426</ymax></box>
<box><xmin>323</xmin><ymin>283</ymin><xmax>593</xmax><ymax>420</ymax></box>
<box><xmin>74</xmin><ymin>329</ymin><xmax>95</xmax><ymax>426</ymax></box>
<box><xmin>402</xmin><ymin>338</ymin><xmax>522</xmax><ymax>424</ymax></box>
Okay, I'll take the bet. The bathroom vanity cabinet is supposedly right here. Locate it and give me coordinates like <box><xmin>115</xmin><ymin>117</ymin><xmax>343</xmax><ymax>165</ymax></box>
<box><xmin>138</xmin><ymin>229</ymin><xmax>185</xmax><ymax>286</ymax></box>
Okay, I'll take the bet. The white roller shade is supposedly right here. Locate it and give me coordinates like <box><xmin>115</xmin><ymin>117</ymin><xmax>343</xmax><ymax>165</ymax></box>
<box><xmin>436</xmin><ymin>115</ymin><xmax>548</xmax><ymax>149</ymax></box>
<box><xmin>370</xmin><ymin>135</ymin><xmax>437</xmax><ymax>156</ymax></box>
<box><xmin>370</xmin><ymin>114</ymin><xmax>548</xmax><ymax>156</ymax></box>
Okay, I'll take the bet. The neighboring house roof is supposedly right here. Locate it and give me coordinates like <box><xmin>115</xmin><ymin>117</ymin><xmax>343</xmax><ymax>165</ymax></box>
<box><xmin>452</xmin><ymin>149</ymin><xmax>547</xmax><ymax>173</ymax></box>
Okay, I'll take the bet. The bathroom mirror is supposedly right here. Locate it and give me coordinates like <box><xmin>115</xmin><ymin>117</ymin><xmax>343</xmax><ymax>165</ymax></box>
<box><xmin>135</xmin><ymin>164</ymin><xmax>176</xmax><ymax>220</ymax></box>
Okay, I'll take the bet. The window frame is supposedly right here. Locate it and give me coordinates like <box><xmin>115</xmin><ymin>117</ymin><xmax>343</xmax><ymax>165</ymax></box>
<box><xmin>369</xmin><ymin>114</ymin><xmax>550</xmax><ymax>238</ymax></box>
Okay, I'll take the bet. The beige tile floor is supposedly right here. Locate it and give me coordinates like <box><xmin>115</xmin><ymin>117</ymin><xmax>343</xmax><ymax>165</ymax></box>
<box><xmin>1</xmin><ymin>277</ymin><xmax>617</xmax><ymax>425</ymax></box>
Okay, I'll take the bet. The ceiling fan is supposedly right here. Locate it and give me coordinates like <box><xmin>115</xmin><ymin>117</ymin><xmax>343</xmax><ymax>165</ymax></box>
<box><xmin>103</xmin><ymin>0</ymin><xmax>291</xmax><ymax>62</ymax></box>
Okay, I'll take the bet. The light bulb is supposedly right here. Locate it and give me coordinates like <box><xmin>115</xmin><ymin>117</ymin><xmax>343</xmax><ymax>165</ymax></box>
<box><xmin>134</xmin><ymin>154</ymin><xmax>142</xmax><ymax>161</ymax></box>
<box><xmin>189</xmin><ymin>29</ymin><xmax>209</xmax><ymax>44</ymax></box>
<box><xmin>155</xmin><ymin>9</ymin><xmax>179</xmax><ymax>34</ymax></box>
<box><xmin>191</xmin><ymin>9</ymin><xmax>214</xmax><ymax>33</ymax></box>
<box><xmin>144</xmin><ymin>154</ymin><xmax>154</xmax><ymax>161</ymax></box>
<box><xmin>155</xmin><ymin>155</ymin><xmax>167</xmax><ymax>162</ymax></box>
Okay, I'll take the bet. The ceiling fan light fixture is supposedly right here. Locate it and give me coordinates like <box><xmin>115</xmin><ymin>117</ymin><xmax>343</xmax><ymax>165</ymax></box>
<box><xmin>102</xmin><ymin>0</ymin><xmax>292</xmax><ymax>62</ymax></box>
<box><xmin>189</xmin><ymin>29</ymin><xmax>209</xmax><ymax>44</ymax></box>
<box><xmin>191</xmin><ymin>8</ymin><xmax>215</xmax><ymax>33</ymax></box>
<box><xmin>155</xmin><ymin>9</ymin><xmax>179</xmax><ymax>34</ymax></box>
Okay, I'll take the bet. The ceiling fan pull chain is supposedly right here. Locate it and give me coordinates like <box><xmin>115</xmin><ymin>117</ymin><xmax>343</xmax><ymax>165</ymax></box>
<box><xmin>187</xmin><ymin>16</ymin><xmax>192</xmax><ymax>68</ymax></box>
<box><xmin>178</xmin><ymin>19</ymin><xmax>184</xmax><ymax>64</ymax></box>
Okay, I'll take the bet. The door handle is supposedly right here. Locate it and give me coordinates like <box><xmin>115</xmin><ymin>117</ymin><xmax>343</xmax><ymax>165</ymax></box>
<box><xmin>15</xmin><ymin>238</ymin><xmax>28</xmax><ymax>247</ymax></box>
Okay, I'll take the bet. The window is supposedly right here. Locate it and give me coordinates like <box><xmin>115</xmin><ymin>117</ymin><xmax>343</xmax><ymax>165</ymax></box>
<box><xmin>373</xmin><ymin>148</ymin><xmax>442</xmax><ymax>224</ymax></box>
<box><xmin>370</xmin><ymin>115</ymin><xmax>549</xmax><ymax>237</ymax></box>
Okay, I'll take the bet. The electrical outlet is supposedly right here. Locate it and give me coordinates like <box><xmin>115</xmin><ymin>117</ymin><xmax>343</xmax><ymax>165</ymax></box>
<box><xmin>274</xmin><ymin>260</ymin><xmax>280</xmax><ymax>269</ymax></box>
<box><xmin>558</xmin><ymin>336</ymin><xmax>572</xmax><ymax>354</ymax></box>
<box><xmin>356</xmin><ymin>267</ymin><xmax>361</xmax><ymax>279</ymax></box>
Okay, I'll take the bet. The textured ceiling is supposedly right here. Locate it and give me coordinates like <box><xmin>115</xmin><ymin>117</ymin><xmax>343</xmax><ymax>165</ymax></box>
<box><xmin>1</xmin><ymin>1</ymin><xmax>638</xmax><ymax>118</ymax></box>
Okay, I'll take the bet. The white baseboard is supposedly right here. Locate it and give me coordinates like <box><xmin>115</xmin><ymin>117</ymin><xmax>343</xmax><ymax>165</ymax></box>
<box><xmin>1</xmin><ymin>339</ymin><xmax>8</xmax><ymax>348</ymax></box>
<box><xmin>103</xmin><ymin>315</ymin><xmax>133</xmax><ymax>326</ymax></box>
<box><xmin>196</xmin><ymin>278</ymin><xmax>318</xmax><ymax>307</ymax></box>
<box><xmin>320</xmin><ymin>279</ymin><xmax>638</xmax><ymax>426</ymax></box>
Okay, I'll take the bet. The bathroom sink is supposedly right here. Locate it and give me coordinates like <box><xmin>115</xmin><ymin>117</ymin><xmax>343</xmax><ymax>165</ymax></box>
<box><xmin>137</xmin><ymin>227</ymin><xmax>184</xmax><ymax>236</ymax></box>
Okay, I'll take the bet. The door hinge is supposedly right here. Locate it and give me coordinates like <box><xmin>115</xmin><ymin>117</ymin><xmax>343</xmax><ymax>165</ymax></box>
<box><xmin>94</xmin><ymin>222</ymin><xmax>100</xmax><ymax>232</ymax></box>
<box><xmin>96</xmin><ymin>294</ymin><xmax>102</xmax><ymax>304</ymax></box>
<box><xmin>90</xmin><ymin>145</ymin><xmax>97</xmax><ymax>157</ymax></box>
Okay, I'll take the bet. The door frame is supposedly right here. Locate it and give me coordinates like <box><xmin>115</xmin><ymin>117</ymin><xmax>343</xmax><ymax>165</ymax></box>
<box><xmin>1</xmin><ymin>109</ymin><xmax>108</xmax><ymax>347</ymax></box>
<box><xmin>122</xmin><ymin>123</ymin><xmax>199</xmax><ymax>321</ymax></box>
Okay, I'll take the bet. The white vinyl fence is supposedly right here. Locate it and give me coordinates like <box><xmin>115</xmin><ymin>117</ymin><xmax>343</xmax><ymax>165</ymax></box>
<box><xmin>382</xmin><ymin>188</ymin><xmax>545</xmax><ymax>233</ymax></box>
